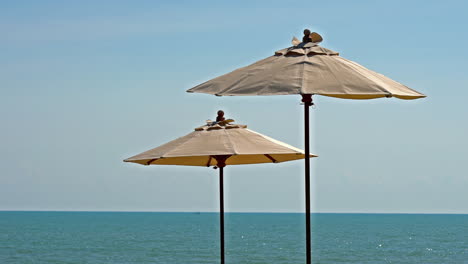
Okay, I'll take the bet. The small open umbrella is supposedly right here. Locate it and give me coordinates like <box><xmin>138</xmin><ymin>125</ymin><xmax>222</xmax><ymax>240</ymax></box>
<box><xmin>187</xmin><ymin>30</ymin><xmax>426</xmax><ymax>264</ymax></box>
<box><xmin>124</xmin><ymin>116</ymin><xmax>317</xmax><ymax>264</ymax></box>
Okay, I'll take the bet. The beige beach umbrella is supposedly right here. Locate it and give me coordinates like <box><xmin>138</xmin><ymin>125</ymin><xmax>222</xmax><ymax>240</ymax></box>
<box><xmin>187</xmin><ymin>36</ymin><xmax>425</xmax><ymax>100</ymax></box>
<box><xmin>124</xmin><ymin>118</ymin><xmax>316</xmax><ymax>264</ymax></box>
<box><xmin>187</xmin><ymin>30</ymin><xmax>426</xmax><ymax>264</ymax></box>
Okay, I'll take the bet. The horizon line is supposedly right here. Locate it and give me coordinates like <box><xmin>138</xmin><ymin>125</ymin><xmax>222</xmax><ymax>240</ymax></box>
<box><xmin>1</xmin><ymin>210</ymin><xmax>467</xmax><ymax>215</ymax></box>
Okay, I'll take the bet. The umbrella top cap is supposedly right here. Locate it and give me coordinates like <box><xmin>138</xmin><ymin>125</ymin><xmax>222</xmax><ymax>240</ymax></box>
<box><xmin>195</xmin><ymin>122</ymin><xmax>247</xmax><ymax>131</ymax></box>
<box><xmin>195</xmin><ymin>112</ymin><xmax>247</xmax><ymax>131</ymax></box>
<box><xmin>275</xmin><ymin>43</ymin><xmax>338</xmax><ymax>57</ymax></box>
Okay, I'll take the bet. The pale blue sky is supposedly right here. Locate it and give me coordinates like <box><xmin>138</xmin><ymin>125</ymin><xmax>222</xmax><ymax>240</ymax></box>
<box><xmin>1</xmin><ymin>0</ymin><xmax>467</xmax><ymax>213</ymax></box>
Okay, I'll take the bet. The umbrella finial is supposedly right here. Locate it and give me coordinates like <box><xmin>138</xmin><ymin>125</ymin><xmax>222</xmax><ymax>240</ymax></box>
<box><xmin>204</xmin><ymin>111</ymin><xmax>235</xmax><ymax>127</ymax></box>
<box><xmin>216</xmin><ymin>110</ymin><xmax>225</xmax><ymax>123</ymax></box>
<box><xmin>303</xmin><ymin>29</ymin><xmax>311</xmax><ymax>43</ymax></box>
<box><xmin>302</xmin><ymin>29</ymin><xmax>323</xmax><ymax>44</ymax></box>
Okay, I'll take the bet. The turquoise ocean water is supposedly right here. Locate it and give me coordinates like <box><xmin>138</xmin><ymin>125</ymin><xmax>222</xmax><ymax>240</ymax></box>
<box><xmin>0</xmin><ymin>212</ymin><xmax>467</xmax><ymax>264</ymax></box>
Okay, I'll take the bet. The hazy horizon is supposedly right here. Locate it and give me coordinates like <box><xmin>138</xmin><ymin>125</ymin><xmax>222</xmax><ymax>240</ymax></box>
<box><xmin>2</xmin><ymin>210</ymin><xmax>468</xmax><ymax>215</ymax></box>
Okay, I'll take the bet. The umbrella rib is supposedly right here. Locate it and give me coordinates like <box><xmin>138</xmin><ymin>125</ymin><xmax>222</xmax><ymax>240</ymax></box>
<box><xmin>264</xmin><ymin>154</ymin><xmax>277</xmax><ymax>163</ymax></box>
<box><xmin>224</xmin><ymin>130</ymin><xmax>237</xmax><ymax>155</ymax></box>
<box><xmin>206</xmin><ymin>156</ymin><xmax>212</xmax><ymax>167</ymax></box>
<box><xmin>318</xmin><ymin>55</ymin><xmax>347</xmax><ymax>93</ymax></box>
<box><xmin>337</xmin><ymin>57</ymin><xmax>393</xmax><ymax>96</ymax></box>
<box><xmin>146</xmin><ymin>158</ymin><xmax>157</xmax><ymax>165</ymax></box>
<box><xmin>300</xmin><ymin>54</ymin><xmax>306</xmax><ymax>93</ymax></box>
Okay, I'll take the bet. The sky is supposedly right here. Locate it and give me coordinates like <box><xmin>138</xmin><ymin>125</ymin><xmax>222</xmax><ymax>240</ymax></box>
<box><xmin>1</xmin><ymin>0</ymin><xmax>467</xmax><ymax>214</ymax></box>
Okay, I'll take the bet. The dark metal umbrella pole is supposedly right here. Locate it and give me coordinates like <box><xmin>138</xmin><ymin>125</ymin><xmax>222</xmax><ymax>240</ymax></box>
<box><xmin>302</xmin><ymin>94</ymin><xmax>313</xmax><ymax>264</ymax></box>
<box><xmin>219</xmin><ymin>166</ymin><xmax>225</xmax><ymax>264</ymax></box>
<box><xmin>215</xmin><ymin>155</ymin><xmax>231</xmax><ymax>264</ymax></box>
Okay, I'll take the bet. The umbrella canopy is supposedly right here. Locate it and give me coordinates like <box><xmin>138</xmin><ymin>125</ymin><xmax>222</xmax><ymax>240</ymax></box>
<box><xmin>124</xmin><ymin>119</ymin><xmax>316</xmax><ymax>264</ymax></box>
<box><xmin>124</xmin><ymin>122</ymin><xmax>316</xmax><ymax>166</ymax></box>
<box><xmin>187</xmin><ymin>42</ymin><xmax>425</xmax><ymax>100</ymax></box>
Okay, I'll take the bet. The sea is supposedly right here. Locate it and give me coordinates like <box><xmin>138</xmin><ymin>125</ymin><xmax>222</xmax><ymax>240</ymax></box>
<box><xmin>0</xmin><ymin>212</ymin><xmax>466</xmax><ymax>264</ymax></box>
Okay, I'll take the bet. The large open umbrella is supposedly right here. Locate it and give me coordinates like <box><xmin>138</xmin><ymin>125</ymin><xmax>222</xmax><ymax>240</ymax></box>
<box><xmin>187</xmin><ymin>30</ymin><xmax>426</xmax><ymax>264</ymax></box>
<box><xmin>124</xmin><ymin>118</ymin><xmax>317</xmax><ymax>264</ymax></box>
